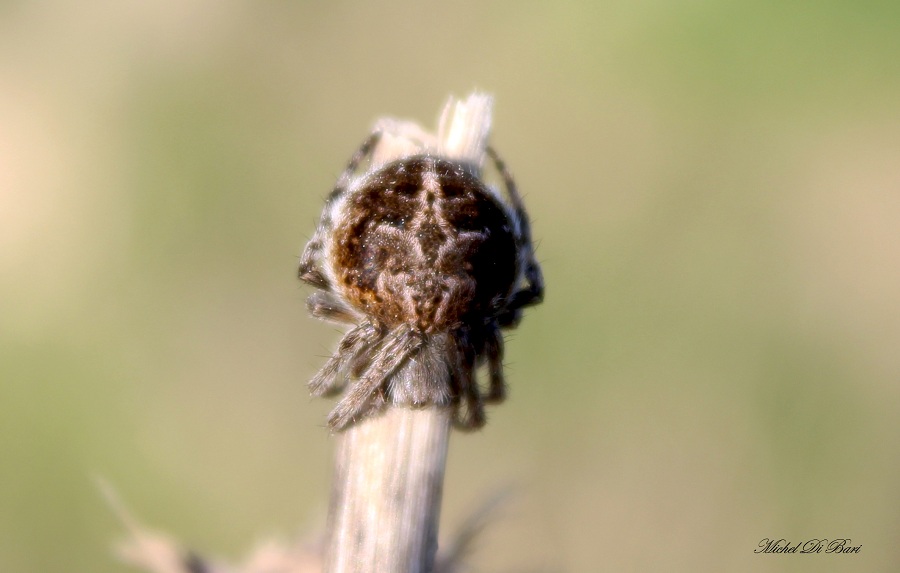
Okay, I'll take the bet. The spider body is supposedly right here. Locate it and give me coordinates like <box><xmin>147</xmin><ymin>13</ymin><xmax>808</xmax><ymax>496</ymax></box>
<box><xmin>330</xmin><ymin>156</ymin><xmax>519</xmax><ymax>332</ymax></box>
<box><xmin>300</xmin><ymin>132</ymin><xmax>543</xmax><ymax>431</ymax></box>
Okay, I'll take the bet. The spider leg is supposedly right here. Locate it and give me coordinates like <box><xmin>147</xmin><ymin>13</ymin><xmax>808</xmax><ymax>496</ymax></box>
<box><xmin>306</xmin><ymin>291</ymin><xmax>361</xmax><ymax>325</ymax></box>
<box><xmin>496</xmin><ymin>263</ymin><xmax>544</xmax><ymax>327</ymax></box>
<box><xmin>327</xmin><ymin>327</ymin><xmax>424</xmax><ymax>430</ymax></box>
<box><xmin>450</xmin><ymin>336</ymin><xmax>486</xmax><ymax>431</ymax></box>
<box><xmin>308</xmin><ymin>322</ymin><xmax>380</xmax><ymax>397</ymax></box>
<box><xmin>485</xmin><ymin>145</ymin><xmax>537</xmax><ymax>254</ymax></box>
<box><xmin>486</xmin><ymin>146</ymin><xmax>544</xmax><ymax>328</ymax></box>
<box><xmin>483</xmin><ymin>326</ymin><xmax>506</xmax><ymax>404</ymax></box>
<box><xmin>298</xmin><ymin>130</ymin><xmax>382</xmax><ymax>289</ymax></box>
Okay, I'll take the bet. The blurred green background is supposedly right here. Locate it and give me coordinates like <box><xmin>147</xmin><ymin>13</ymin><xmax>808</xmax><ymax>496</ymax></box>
<box><xmin>2</xmin><ymin>1</ymin><xmax>899</xmax><ymax>572</ymax></box>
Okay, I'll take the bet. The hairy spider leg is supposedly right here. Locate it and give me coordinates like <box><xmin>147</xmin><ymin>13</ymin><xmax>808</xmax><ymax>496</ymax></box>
<box><xmin>327</xmin><ymin>327</ymin><xmax>425</xmax><ymax>430</ymax></box>
<box><xmin>483</xmin><ymin>325</ymin><xmax>506</xmax><ymax>403</ymax></box>
<box><xmin>308</xmin><ymin>322</ymin><xmax>381</xmax><ymax>397</ymax></box>
<box><xmin>298</xmin><ymin>130</ymin><xmax>383</xmax><ymax>289</ymax></box>
<box><xmin>306</xmin><ymin>291</ymin><xmax>361</xmax><ymax>325</ymax></box>
<box><xmin>448</xmin><ymin>331</ymin><xmax>486</xmax><ymax>431</ymax></box>
<box><xmin>485</xmin><ymin>146</ymin><xmax>545</xmax><ymax>327</ymax></box>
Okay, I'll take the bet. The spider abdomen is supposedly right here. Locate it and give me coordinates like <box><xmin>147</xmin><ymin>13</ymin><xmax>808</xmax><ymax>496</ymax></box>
<box><xmin>328</xmin><ymin>156</ymin><xmax>519</xmax><ymax>331</ymax></box>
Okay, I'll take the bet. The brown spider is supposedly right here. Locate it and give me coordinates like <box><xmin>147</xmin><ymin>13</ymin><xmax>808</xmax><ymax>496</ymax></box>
<box><xmin>298</xmin><ymin>130</ymin><xmax>543</xmax><ymax>431</ymax></box>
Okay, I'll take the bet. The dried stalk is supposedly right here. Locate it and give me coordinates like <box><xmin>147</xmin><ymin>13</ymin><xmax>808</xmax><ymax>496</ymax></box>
<box><xmin>324</xmin><ymin>409</ymin><xmax>451</xmax><ymax>573</ymax></box>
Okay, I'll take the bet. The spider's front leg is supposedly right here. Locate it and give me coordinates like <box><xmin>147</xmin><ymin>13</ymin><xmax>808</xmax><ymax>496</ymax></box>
<box><xmin>485</xmin><ymin>145</ymin><xmax>544</xmax><ymax>328</ymax></box>
<box><xmin>497</xmin><ymin>261</ymin><xmax>544</xmax><ymax>328</ymax></box>
<box><xmin>298</xmin><ymin>238</ymin><xmax>330</xmax><ymax>289</ymax></box>
<box><xmin>309</xmin><ymin>322</ymin><xmax>381</xmax><ymax>397</ymax></box>
<box><xmin>298</xmin><ymin>130</ymin><xmax>383</xmax><ymax>290</ymax></box>
<box><xmin>483</xmin><ymin>325</ymin><xmax>506</xmax><ymax>403</ymax></box>
<box><xmin>327</xmin><ymin>327</ymin><xmax>424</xmax><ymax>431</ymax></box>
<box><xmin>450</xmin><ymin>338</ymin><xmax>486</xmax><ymax>431</ymax></box>
<box><xmin>307</xmin><ymin>291</ymin><xmax>361</xmax><ymax>325</ymax></box>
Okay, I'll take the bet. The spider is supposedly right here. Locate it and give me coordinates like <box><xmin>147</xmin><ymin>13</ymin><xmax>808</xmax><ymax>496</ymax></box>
<box><xmin>298</xmin><ymin>130</ymin><xmax>543</xmax><ymax>431</ymax></box>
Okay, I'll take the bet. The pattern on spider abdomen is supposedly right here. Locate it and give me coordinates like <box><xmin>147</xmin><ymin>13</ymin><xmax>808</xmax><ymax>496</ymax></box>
<box><xmin>330</xmin><ymin>156</ymin><xmax>519</xmax><ymax>331</ymax></box>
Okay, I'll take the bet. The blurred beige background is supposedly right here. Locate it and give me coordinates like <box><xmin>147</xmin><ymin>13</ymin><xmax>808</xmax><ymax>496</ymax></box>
<box><xmin>2</xmin><ymin>1</ymin><xmax>899</xmax><ymax>572</ymax></box>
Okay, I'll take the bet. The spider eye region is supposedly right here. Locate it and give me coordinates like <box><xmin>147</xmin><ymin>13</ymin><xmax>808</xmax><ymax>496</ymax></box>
<box><xmin>329</xmin><ymin>156</ymin><xmax>518</xmax><ymax>330</ymax></box>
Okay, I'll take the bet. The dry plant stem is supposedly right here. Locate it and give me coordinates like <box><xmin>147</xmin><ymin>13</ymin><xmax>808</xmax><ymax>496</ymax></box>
<box><xmin>322</xmin><ymin>94</ymin><xmax>494</xmax><ymax>573</ymax></box>
<box><xmin>325</xmin><ymin>409</ymin><xmax>451</xmax><ymax>573</ymax></box>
